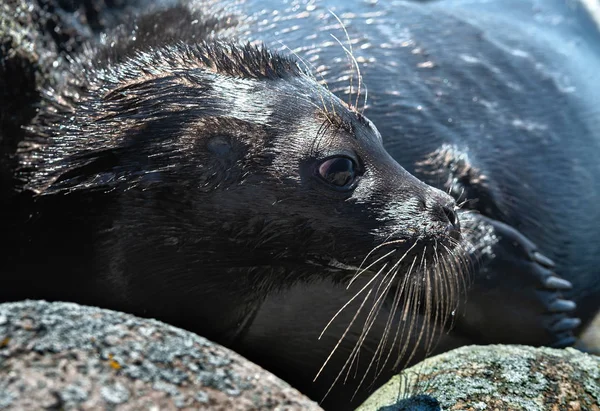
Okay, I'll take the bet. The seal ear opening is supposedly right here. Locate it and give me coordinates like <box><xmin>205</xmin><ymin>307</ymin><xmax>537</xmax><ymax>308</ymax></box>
<box><xmin>207</xmin><ymin>135</ymin><xmax>233</xmax><ymax>157</ymax></box>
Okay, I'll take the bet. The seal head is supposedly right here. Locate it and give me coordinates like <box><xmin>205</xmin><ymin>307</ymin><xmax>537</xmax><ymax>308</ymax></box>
<box><xmin>23</xmin><ymin>41</ymin><xmax>461</xmax><ymax>294</ymax></box>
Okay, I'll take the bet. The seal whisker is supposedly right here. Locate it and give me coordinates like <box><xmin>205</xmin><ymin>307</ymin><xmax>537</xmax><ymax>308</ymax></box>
<box><xmin>332</xmin><ymin>283</ymin><xmax>377</xmax><ymax>387</ymax></box>
<box><xmin>457</xmin><ymin>197</ymin><xmax>472</xmax><ymax>210</ymax></box>
<box><xmin>371</xmin><ymin>265</ymin><xmax>400</xmax><ymax>374</ymax></box>
<box><xmin>348</xmin><ymin>275</ymin><xmax>397</xmax><ymax>397</ymax></box>
<box><xmin>321</xmin><ymin>240</ymin><xmax>420</xmax><ymax>401</ymax></box>
<box><xmin>435</xmin><ymin>241</ymin><xmax>469</xmax><ymax>337</ymax></box>
<box><xmin>449</xmin><ymin>248</ymin><xmax>466</xmax><ymax>325</ymax></box>
<box><xmin>361</xmin><ymin>80</ymin><xmax>369</xmax><ymax>114</ymax></box>
<box><xmin>425</xmin><ymin>240</ymin><xmax>444</xmax><ymax>355</ymax></box>
<box><xmin>442</xmin><ymin>241</ymin><xmax>470</xmax><ymax>300</ymax></box>
<box><xmin>276</xmin><ymin>40</ymin><xmax>336</xmax><ymax>120</ymax></box>
<box><xmin>347</xmin><ymin>242</ymin><xmax>419</xmax><ymax>376</ymax></box>
<box><xmin>392</xmin><ymin>245</ymin><xmax>428</xmax><ymax>368</ymax></box>
<box><xmin>316</xmin><ymin>264</ymin><xmax>385</xmax><ymax>399</ymax></box>
<box><xmin>343</xmin><ymin>263</ymin><xmax>396</xmax><ymax>385</ymax></box>
<box><xmin>319</xmin><ymin>260</ymin><xmax>390</xmax><ymax>341</ymax></box>
<box><xmin>390</xmin><ymin>256</ymin><xmax>421</xmax><ymax>369</ymax></box>
<box><xmin>405</xmin><ymin>250</ymin><xmax>429</xmax><ymax>366</ymax></box>
<box><xmin>434</xmin><ymin>247</ymin><xmax>452</xmax><ymax>338</ymax></box>
<box><xmin>371</xmin><ymin>245</ymin><xmax>420</xmax><ymax>373</ymax></box>
<box><xmin>354</xmin><ymin>241</ymin><xmax>420</xmax><ymax>345</ymax></box>
<box><xmin>328</xmin><ymin>10</ymin><xmax>359</xmax><ymax>110</ymax></box>
<box><xmin>438</xmin><ymin>241</ymin><xmax>453</xmax><ymax>321</ymax></box>
<box><xmin>395</xmin><ymin>270</ymin><xmax>418</xmax><ymax>368</ymax></box>
<box><xmin>340</xmin><ymin>275</ymin><xmax>392</xmax><ymax>393</ymax></box>
<box><xmin>329</xmin><ymin>33</ymin><xmax>358</xmax><ymax>109</ymax></box>
<box><xmin>420</xmin><ymin>245</ymin><xmax>435</xmax><ymax>358</ymax></box>
<box><xmin>350</xmin><ymin>247</ymin><xmax>397</xmax><ymax>286</ymax></box>
<box><xmin>351</xmin><ymin>260</ymin><xmax>412</xmax><ymax>397</ymax></box>
<box><xmin>316</xmin><ymin>260</ymin><xmax>391</xmax><ymax>387</ymax></box>
<box><xmin>373</xmin><ymin>254</ymin><xmax>419</xmax><ymax>382</ymax></box>
<box><xmin>350</xmin><ymin>239</ymin><xmax>407</xmax><ymax>285</ymax></box>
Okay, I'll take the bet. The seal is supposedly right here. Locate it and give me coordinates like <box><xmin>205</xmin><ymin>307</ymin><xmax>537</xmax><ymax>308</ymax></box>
<box><xmin>2</xmin><ymin>0</ymin><xmax>595</xmax><ymax>409</ymax></box>
<box><xmin>231</xmin><ymin>0</ymin><xmax>600</xmax><ymax>402</ymax></box>
<box><xmin>4</xmin><ymin>3</ymin><xmax>472</xmax><ymax>409</ymax></box>
<box><xmin>224</xmin><ymin>0</ymin><xmax>599</xmax><ymax>403</ymax></box>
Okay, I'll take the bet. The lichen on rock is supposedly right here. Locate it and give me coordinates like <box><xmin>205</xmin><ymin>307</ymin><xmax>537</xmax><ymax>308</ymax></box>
<box><xmin>358</xmin><ymin>344</ymin><xmax>600</xmax><ymax>411</ymax></box>
<box><xmin>0</xmin><ymin>300</ymin><xmax>322</xmax><ymax>410</ymax></box>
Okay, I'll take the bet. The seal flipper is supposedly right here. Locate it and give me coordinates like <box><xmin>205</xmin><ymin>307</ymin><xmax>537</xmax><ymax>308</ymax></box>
<box><xmin>453</xmin><ymin>213</ymin><xmax>580</xmax><ymax>348</ymax></box>
<box><xmin>415</xmin><ymin>144</ymin><xmax>504</xmax><ymax>219</ymax></box>
<box><xmin>415</xmin><ymin>144</ymin><xmax>580</xmax><ymax>347</ymax></box>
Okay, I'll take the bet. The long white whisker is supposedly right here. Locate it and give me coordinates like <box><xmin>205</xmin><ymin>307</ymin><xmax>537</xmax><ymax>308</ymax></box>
<box><xmin>329</xmin><ymin>10</ymin><xmax>360</xmax><ymax>110</ymax></box>
<box><xmin>350</xmin><ymin>239</ymin><xmax>407</xmax><ymax>285</ymax></box>
<box><xmin>329</xmin><ymin>32</ymin><xmax>362</xmax><ymax>111</ymax></box>
<box><xmin>315</xmin><ymin>261</ymin><xmax>391</xmax><ymax>384</ymax></box>
<box><xmin>350</xmin><ymin>248</ymin><xmax>397</xmax><ymax>286</ymax></box>
<box><xmin>374</xmin><ymin>254</ymin><xmax>418</xmax><ymax>381</ymax></box>
<box><xmin>320</xmin><ymin>260</ymin><xmax>391</xmax><ymax>340</ymax></box>
<box><xmin>276</xmin><ymin>40</ymin><xmax>336</xmax><ymax>119</ymax></box>
<box><xmin>347</xmin><ymin>241</ymin><xmax>420</xmax><ymax>397</ymax></box>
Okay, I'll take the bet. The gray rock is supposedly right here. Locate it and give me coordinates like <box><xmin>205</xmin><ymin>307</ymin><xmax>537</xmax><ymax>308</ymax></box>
<box><xmin>358</xmin><ymin>345</ymin><xmax>600</xmax><ymax>411</ymax></box>
<box><xmin>0</xmin><ymin>300</ymin><xmax>322</xmax><ymax>410</ymax></box>
<box><xmin>0</xmin><ymin>0</ymin><xmax>145</xmax><ymax>187</ymax></box>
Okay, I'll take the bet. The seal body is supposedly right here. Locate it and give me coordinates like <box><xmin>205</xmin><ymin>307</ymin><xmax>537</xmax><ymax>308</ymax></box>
<box><xmin>2</xmin><ymin>0</ymin><xmax>598</xmax><ymax>409</ymax></box>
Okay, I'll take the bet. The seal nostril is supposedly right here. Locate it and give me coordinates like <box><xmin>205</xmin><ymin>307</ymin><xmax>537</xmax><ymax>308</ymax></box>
<box><xmin>441</xmin><ymin>202</ymin><xmax>461</xmax><ymax>241</ymax></box>
<box><xmin>424</xmin><ymin>196</ymin><xmax>461</xmax><ymax>240</ymax></box>
<box><xmin>442</xmin><ymin>204</ymin><xmax>457</xmax><ymax>227</ymax></box>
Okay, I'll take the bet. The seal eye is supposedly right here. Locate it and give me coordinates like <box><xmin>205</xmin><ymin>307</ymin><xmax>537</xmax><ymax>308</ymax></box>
<box><xmin>318</xmin><ymin>157</ymin><xmax>357</xmax><ymax>188</ymax></box>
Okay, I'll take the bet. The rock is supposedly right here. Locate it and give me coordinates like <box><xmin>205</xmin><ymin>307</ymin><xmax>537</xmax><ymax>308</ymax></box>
<box><xmin>358</xmin><ymin>345</ymin><xmax>600</xmax><ymax>411</ymax></box>
<box><xmin>0</xmin><ymin>0</ymin><xmax>143</xmax><ymax>191</ymax></box>
<box><xmin>0</xmin><ymin>0</ymin><xmax>61</xmax><ymax>186</ymax></box>
<box><xmin>0</xmin><ymin>300</ymin><xmax>322</xmax><ymax>410</ymax></box>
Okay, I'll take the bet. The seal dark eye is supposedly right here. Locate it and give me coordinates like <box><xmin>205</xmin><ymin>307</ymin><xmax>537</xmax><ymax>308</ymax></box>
<box><xmin>318</xmin><ymin>157</ymin><xmax>357</xmax><ymax>188</ymax></box>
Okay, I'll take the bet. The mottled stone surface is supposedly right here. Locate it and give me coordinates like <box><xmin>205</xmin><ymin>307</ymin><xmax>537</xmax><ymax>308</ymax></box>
<box><xmin>0</xmin><ymin>0</ymin><xmax>61</xmax><ymax>185</ymax></box>
<box><xmin>358</xmin><ymin>345</ymin><xmax>600</xmax><ymax>411</ymax></box>
<box><xmin>0</xmin><ymin>0</ymin><xmax>143</xmax><ymax>190</ymax></box>
<box><xmin>0</xmin><ymin>300</ymin><xmax>322</xmax><ymax>410</ymax></box>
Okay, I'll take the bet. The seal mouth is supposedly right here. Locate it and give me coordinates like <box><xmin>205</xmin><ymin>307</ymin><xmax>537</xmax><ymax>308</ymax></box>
<box><xmin>323</xmin><ymin>258</ymin><xmax>362</xmax><ymax>272</ymax></box>
<box><xmin>309</xmin><ymin>230</ymin><xmax>465</xmax><ymax>282</ymax></box>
